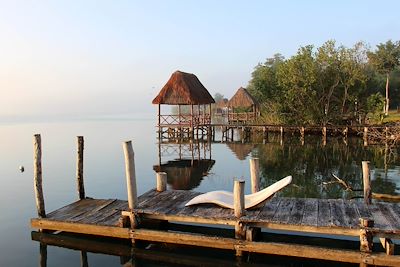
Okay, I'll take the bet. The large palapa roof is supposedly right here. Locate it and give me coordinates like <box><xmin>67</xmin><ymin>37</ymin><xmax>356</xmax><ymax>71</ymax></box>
<box><xmin>152</xmin><ymin>71</ymin><xmax>215</xmax><ymax>105</ymax></box>
<box><xmin>227</xmin><ymin>87</ymin><xmax>258</xmax><ymax>108</ymax></box>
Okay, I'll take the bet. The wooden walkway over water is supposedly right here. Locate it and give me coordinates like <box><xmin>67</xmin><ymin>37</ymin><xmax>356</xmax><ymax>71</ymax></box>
<box><xmin>32</xmin><ymin>189</ymin><xmax>400</xmax><ymax>266</ymax></box>
<box><xmin>30</xmin><ymin>135</ymin><xmax>400</xmax><ymax>266</ymax></box>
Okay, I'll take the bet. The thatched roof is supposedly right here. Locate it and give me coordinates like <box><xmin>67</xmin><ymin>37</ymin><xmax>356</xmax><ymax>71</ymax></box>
<box><xmin>227</xmin><ymin>87</ymin><xmax>258</xmax><ymax>108</ymax></box>
<box><xmin>215</xmin><ymin>98</ymin><xmax>228</xmax><ymax>109</ymax></box>
<box><xmin>153</xmin><ymin>159</ymin><xmax>215</xmax><ymax>190</ymax></box>
<box><xmin>226</xmin><ymin>143</ymin><xmax>255</xmax><ymax>161</ymax></box>
<box><xmin>152</xmin><ymin>71</ymin><xmax>215</xmax><ymax>105</ymax></box>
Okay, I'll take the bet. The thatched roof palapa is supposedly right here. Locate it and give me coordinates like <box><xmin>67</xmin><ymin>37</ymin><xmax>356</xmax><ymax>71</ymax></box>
<box><xmin>152</xmin><ymin>71</ymin><xmax>215</xmax><ymax>105</ymax></box>
<box><xmin>227</xmin><ymin>87</ymin><xmax>258</xmax><ymax>108</ymax></box>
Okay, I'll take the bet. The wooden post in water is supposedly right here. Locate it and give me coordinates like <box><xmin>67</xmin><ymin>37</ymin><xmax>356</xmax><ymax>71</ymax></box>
<box><xmin>33</xmin><ymin>134</ymin><xmax>46</xmax><ymax>218</ymax></box>
<box><xmin>76</xmin><ymin>136</ymin><xmax>85</xmax><ymax>200</ymax></box>
<box><xmin>156</xmin><ymin>172</ymin><xmax>167</xmax><ymax>192</ymax></box>
<box><xmin>123</xmin><ymin>141</ymin><xmax>138</xmax><ymax>210</ymax></box>
<box><xmin>280</xmin><ymin>126</ymin><xmax>284</xmax><ymax>145</ymax></box>
<box><xmin>249</xmin><ymin>158</ymin><xmax>260</xmax><ymax>193</ymax></box>
<box><xmin>362</xmin><ymin>161</ymin><xmax>371</xmax><ymax>205</ymax></box>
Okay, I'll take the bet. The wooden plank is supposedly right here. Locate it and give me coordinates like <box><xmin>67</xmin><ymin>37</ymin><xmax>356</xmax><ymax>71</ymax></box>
<box><xmin>317</xmin><ymin>199</ymin><xmax>332</xmax><ymax>227</ymax></box>
<box><xmin>31</xmin><ymin>218</ymin><xmax>131</xmax><ymax>239</ymax></box>
<box><xmin>368</xmin><ymin>204</ymin><xmax>394</xmax><ymax>232</ymax></box>
<box><xmin>257</xmin><ymin>197</ymin><xmax>281</xmax><ymax>221</ymax></box>
<box><xmin>131</xmin><ymin>229</ymin><xmax>237</xmax><ymax>250</ymax></box>
<box><xmin>80</xmin><ymin>200</ymin><xmax>127</xmax><ymax>226</ymax></box>
<box><xmin>354</xmin><ymin>200</ymin><xmax>372</xmax><ymax>219</ymax></box>
<box><xmin>377</xmin><ymin>203</ymin><xmax>400</xmax><ymax>230</ymax></box>
<box><xmin>387</xmin><ymin>203</ymin><xmax>400</xmax><ymax>229</ymax></box>
<box><xmin>329</xmin><ymin>199</ymin><xmax>348</xmax><ymax>227</ymax></box>
<box><xmin>287</xmin><ymin>198</ymin><xmax>305</xmax><ymax>225</ymax></box>
<box><xmin>239</xmin><ymin>242</ymin><xmax>400</xmax><ymax>266</ymax></box>
<box><xmin>48</xmin><ymin>200</ymin><xmax>105</xmax><ymax>222</ymax></box>
<box><xmin>342</xmin><ymin>200</ymin><xmax>359</xmax><ymax>228</ymax></box>
<box><xmin>301</xmin><ymin>198</ymin><xmax>318</xmax><ymax>226</ymax></box>
<box><xmin>69</xmin><ymin>199</ymin><xmax>117</xmax><ymax>223</ymax></box>
<box><xmin>272</xmin><ymin>198</ymin><xmax>294</xmax><ymax>223</ymax></box>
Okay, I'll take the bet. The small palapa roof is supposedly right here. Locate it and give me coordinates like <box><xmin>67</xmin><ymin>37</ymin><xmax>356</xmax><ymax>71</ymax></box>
<box><xmin>227</xmin><ymin>87</ymin><xmax>258</xmax><ymax>108</ymax></box>
<box><xmin>152</xmin><ymin>71</ymin><xmax>215</xmax><ymax>105</ymax></box>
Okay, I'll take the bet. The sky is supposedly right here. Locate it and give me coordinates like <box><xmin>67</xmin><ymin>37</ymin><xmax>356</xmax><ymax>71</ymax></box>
<box><xmin>1</xmin><ymin>0</ymin><xmax>400</xmax><ymax>120</ymax></box>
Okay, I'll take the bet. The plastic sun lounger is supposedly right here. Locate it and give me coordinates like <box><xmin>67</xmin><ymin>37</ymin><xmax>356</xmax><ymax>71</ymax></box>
<box><xmin>185</xmin><ymin>176</ymin><xmax>292</xmax><ymax>210</ymax></box>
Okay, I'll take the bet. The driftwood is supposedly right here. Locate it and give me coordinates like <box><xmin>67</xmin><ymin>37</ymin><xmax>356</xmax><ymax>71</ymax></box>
<box><xmin>328</xmin><ymin>174</ymin><xmax>400</xmax><ymax>202</ymax></box>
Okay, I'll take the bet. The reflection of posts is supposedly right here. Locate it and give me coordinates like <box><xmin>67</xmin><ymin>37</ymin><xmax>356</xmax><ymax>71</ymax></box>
<box><xmin>39</xmin><ymin>243</ymin><xmax>47</xmax><ymax>267</ymax></box>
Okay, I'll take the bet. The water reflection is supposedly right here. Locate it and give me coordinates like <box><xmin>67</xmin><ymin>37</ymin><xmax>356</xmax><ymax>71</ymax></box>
<box><xmin>254</xmin><ymin>134</ymin><xmax>400</xmax><ymax>199</ymax></box>
<box><xmin>153</xmin><ymin>159</ymin><xmax>215</xmax><ymax>190</ymax></box>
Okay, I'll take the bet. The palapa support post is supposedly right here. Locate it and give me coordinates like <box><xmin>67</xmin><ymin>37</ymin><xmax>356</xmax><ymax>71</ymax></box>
<box><xmin>156</xmin><ymin>172</ymin><xmax>167</xmax><ymax>192</ymax></box>
<box><xmin>122</xmin><ymin>141</ymin><xmax>138</xmax><ymax>230</ymax></box>
<box><xmin>33</xmin><ymin>134</ymin><xmax>46</xmax><ymax>218</ymax></box>
<box><xmin>300</xmin><ymin>126</ymin><xmax>305</xmax><ymax>139</ymax></box>
<box><xmin>363</xmin><ymin>127</ymin><xmax>368</xmax><ymax>146</ymax></box>
<box><xmin>76</xmin><ymin>136</ymin><xmax>85</xmax><ymax>200</ymax></box>
<box><xmin>362</xmin><ymin>161</ymin><xmax>371</xmax><ymax>205</ymax></box>
<box><xmin>359</xmin><ymin>218</ymin><xmax>374</xmax><ymax>253</ymax></box>
<box><xmin>249</xmin><ymin>158</ymin><xmax>260</xmax><ymax>194</ymax></box>
<box><xmin>263</xmin><ymin>126</ymin><xmax>268</xmax><ymax>144</ymax></box>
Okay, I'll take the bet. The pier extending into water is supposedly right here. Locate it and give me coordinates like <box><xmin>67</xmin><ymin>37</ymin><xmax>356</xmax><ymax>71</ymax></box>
<box><xmin>30</xmin><ymin>135</ymin><xmax>400</xmax><ymax>266</ymax></box>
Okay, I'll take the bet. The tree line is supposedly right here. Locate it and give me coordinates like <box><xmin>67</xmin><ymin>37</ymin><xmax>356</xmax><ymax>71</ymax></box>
<box><xmin>247</xmin><ymin>40</ymin><xmax>400</xmax><ymax>125</ymax></box>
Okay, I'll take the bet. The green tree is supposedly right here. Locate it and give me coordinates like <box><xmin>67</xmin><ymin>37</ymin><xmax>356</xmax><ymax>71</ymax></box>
<box><xmin>367</xmin><ymin>40</ymin><xmax>400</xmax><ymax>115</ymax></box>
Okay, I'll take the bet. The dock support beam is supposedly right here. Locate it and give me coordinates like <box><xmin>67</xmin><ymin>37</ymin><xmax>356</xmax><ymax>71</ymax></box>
<box><xmin>33</xmin><ymin>134</ymin><xmax>46</xmax><ymax>218</ymax></box>
<box><xmin>76</xmin><ymin>136</ymin><xmax>85</xmax><ymax>200</ymax></box>
<box><xmin>360</xmin><ymin>218</ymin><xmax>374</xmax><ymax>253</ymax></box>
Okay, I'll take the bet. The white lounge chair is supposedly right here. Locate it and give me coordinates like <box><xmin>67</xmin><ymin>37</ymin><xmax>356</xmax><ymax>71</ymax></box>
<box><xmin>185</xmin><ymin>176</ymin><xmax>292</xmax><ymax>209</ymax></box>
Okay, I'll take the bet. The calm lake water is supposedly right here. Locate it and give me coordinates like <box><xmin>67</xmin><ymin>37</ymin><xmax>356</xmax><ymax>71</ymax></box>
<box><xmin>1</xmin><ymin>118</ymin><xmax>399</xmax><ymax>266</ymax></box>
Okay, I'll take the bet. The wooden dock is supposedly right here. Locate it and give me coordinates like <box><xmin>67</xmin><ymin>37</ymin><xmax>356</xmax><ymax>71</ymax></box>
<box><xmin>30</xmin><ymin>135</ymin><xmax>400</xmax><ymax>266</ymax></box>
<box><xmin>31</xmin><ymin>189</ymin><xmax>400</xmax><ymax>266</ymax></box>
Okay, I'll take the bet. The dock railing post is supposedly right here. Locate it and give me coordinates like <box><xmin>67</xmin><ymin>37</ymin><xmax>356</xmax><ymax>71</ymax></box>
<box><xmin>33</xmin><ymin>134</ymin><xmax>46</xmax><ymax>218</ymax></box>
<box><xmin>123</xmin><ymin>141</ymin><xmax>138</xmax><ymax>229</ymax></box>
<box><xmin>234</xmin><ymin>179</ymin><xmax>245</xmax><ymax>255</ymax></box>
<box><xmin>249</xmin><ymin>158</ymin><xmax>259</xmax><ymax>194</ymax></box>
<box><xmin>76</xmin><ymin>136</ymin><xmax>85</xmax><ymax>200</ymax></box>
<box><xmin>156</xmin><ymin>172</ymin><xmax>167</xmax><ymax>192</ymax></box>
<box><xmin>362</xmin><ymin>161</ymin><xmax>371</xmax><ymax>205</ymax></box>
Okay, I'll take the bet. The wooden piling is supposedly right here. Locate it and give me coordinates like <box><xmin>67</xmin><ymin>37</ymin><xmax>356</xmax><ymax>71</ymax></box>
<box><xmin>249</xmin><ymin>158</ymin><xmax>260</xmax><ymax>193</ymax></box>
<box><xmin>360</xmin><ymin>218</ymin><xmax>374</xmax><ymax>253</ymax></box>
<box><xmin>76</xmin><ymin>136</ymin><xmax>85</xmax><ymax>200</ymax></box>
<box><xmin>123</xmin><ymin>141</ymin><xmax>138</xmax><ymax>210</ymax></box>
<box><xmin>322</xmin><ymin>126</ymin><xmax>327</xmax><ymax>143</ymax></box>
<box><xmin>234</xmin><ymin>179</ymin><xmax>246</xmax><ymax>252</ymax></box>
<box><xmin>234</xmin><ymin>180</ymin><xmax>245</xmax><ymax>218</ymax></box>
<box><xmin>33</xmin><ymin>134</ymin><xmax>46</xmax><ymax>218</ymax></box>
<box><xmin>362</xmin><ymin>161</ymin><xmax>371</xmax><ymax>205</ymax></box>
<box><xmin>156</xmin><ymin>172</ymin><xmax>167</xmax><ymax>192</ymax></box>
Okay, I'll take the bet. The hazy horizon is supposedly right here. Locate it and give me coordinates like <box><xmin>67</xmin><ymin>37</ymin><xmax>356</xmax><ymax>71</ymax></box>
<box><xmin>1</xmin><ymin>0</ymin><xmax>400</xmax><ymax>119</ymax></box>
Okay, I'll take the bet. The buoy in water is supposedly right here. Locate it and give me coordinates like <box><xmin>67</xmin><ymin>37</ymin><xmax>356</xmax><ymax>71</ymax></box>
<box><xmin>19</xmin><ymin>166</ymin><xmax>24</xmax><ymax>172</ymax></box>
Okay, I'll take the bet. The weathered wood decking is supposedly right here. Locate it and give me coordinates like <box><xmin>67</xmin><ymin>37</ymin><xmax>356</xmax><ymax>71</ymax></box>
<box><xmin>31</xmin><ymin>189</ymin><xmax>400</xmax><ymax>265</ymax></box>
